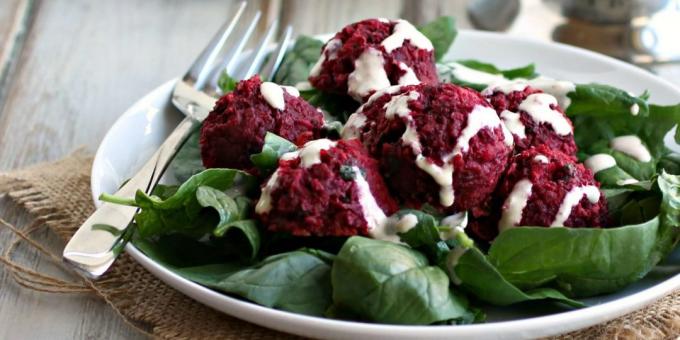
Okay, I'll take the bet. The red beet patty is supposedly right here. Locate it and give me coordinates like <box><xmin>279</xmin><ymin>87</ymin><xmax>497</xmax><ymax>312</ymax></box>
<box><xmin>483</xmin><ymin>84</ymin><xmax>577</xmax><ymax>156</ymax></box>
<box><xmin>469</xmin><ymin>145</ymin><xmax>608</xmax><ymax>241</ymax></box>
<box><xmin>308</xmin><ymin>18</ymin><xmax>438</xmax><ymax>102</ymax></box>
<box><xmin>343</xmin><ymin>83</ymin><xmax>514</xmax><ymax>213</ymax></box>
<box><xmin>255</xmin><ymin>139</ymin><xmax>398</xmax><ymax>237</ymax></box>
<box><xmin>200</xmin><ymin>75</ymin><xmax>324</xmax><ymax>170</ymax></box>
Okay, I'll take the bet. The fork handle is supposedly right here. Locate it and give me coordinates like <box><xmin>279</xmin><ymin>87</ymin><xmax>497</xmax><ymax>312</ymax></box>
<box><xmin>63</xmin><ymin>116</ymin><xmax>199</xmax><ymax>278</ymax></box>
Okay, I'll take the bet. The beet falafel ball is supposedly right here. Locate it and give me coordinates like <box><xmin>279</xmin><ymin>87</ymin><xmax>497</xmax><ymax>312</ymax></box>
<box><xmin>255</xmin><ymin>139</ymin><xmax>398</xmax><ymax>237</ymax></box>
<box><xmin>470</xmin><ymin>145</ymin><xmax>608</xmax><ymax>241</ymax></box>
<box><xmin>308</xmin><ymin>18</ymin><xmax>438</xmax><ymax>102</ymax></box>
<box><xmin>343</xmin><ymin>83</ymin><xmax>514</xmax><ymax>213</ymax></box>
<box><xmin>200</xmin><ymin>76</ymin><xmax>325</xmax><ymax>170</ymax></box>
<box><xmin>482</xmin><ymin>81</ymin><xmax>577</xmax><ymax>156</ymax></box>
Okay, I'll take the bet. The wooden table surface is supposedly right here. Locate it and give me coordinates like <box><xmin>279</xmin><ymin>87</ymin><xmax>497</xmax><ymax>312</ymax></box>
<box><xmin>0</xmin><ymin>1</ymin><xmax>678</xmax><ymax>338</ymax></box>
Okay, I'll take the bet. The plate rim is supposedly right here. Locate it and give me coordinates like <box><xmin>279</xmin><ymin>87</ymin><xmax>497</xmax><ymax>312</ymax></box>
<box><xmin>91</xmin><ymin>29</ymin><xmax>680</xmax><ymax>339</ymax></box>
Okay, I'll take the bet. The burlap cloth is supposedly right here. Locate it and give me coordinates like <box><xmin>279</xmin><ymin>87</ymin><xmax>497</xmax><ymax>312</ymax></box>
<box><xmin>0</xmin><ymin>151</ymin><xmax>678</xmax><ymax>339</ymax></box>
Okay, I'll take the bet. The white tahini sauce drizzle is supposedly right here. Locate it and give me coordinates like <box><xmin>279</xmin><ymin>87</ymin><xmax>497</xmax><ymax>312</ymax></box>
<box><xmin>394</xmin><ymin>213</ymin><xmax>419</xmax><ymax>233</ymax></box>
<box><xmin>309</xmin><ymin>38</ymin><xmax>342</xmax><ymax>77</ymax></box>
<box><xmin>445</xmin><ymin>62</ymin><xmax>506</xmax><ymax>85</ymax></box>
<box><xmin>526</xmin><ymin>76</ymin><xmax>576</xmax><ymax>109</ymax></box>
<box><xmin>397</xmin><ymin>62</ymin><xmax>420</xmax><ymax>86</ymax></box>
<box><xmin>617</xmin><ymin>178</ymin><xmax>640</xmax><ymax>186</ymax></box>
<box><xmin>610</xmin><ymin>135</ymin><xmax>652</xmax><ymax>162</ymax></box>
<box><xmin>260</xmin><ymin>82</ymin><xmax>286</xmax><ymax>110</ymax></box>
<box><xmin>550</xmin><ymin>186</ymin><xmax>600</xmax><ymax>226</ymax></box>
<box><xmin>500</xmin><ymin>110</ymin><xmax>526</xmax><ymax>139</ymax></box>
<box><xmin>381</xmin><ymin>19</ymin><xmax>433</xmax><ymax>53</ymax></box>
<box><xmin>498</xmin><ymin>179</ymin><xmax>533</xmax><ymax>232</ymax></box>
<box><xmin>384</xmin><ymin>91</ymin><xmax>419</xmax><ymax>119</ymax></box>
<box><xmin>483</xmin><ymin>76</ymin><xmax>576</xmax><ymax>109</ymax></box>
<box><xmin>534</xmin><ymin>155</ymin><xmax>549</xmax><ymax>163</ymax></box>
<box><xmin>518</xmin><ymin>93</ymin><xmax>573</xmax><ymax>136</ymax></box>
<box><xmin>341</xmin><ymin>112</ymin><xmax>367</xmax><ymax>139</ymax></box>
<box><xmin>440</xmin><ymin>212</ymin><xmax>468</xmax><ymax>240</ymax></box>
<box><xmin>348</xmin><ymin>48</ymin><xmax>391</xmax><ymax>101</ymax></box>
<box><xmin>281</xmin><ymin>85</ymin><xmax>300</xmax><ymax>97</ymax></box>
<box><xmin>342</xmin><ymin>86</ymin><xmax>407</xmax><ymax>140</ymax></box>
<box><xmin>352</xmin><ymin>166</ymin><xmax>393</xmax><ymax>242</ymax></box>
<box><xmin>446</xmin><ymin>247</ymin><xmax>467</xmax><ymax>285</ymax></box>
<box><xmin>294</xmin><ymin>81</ymin><xmax>313</xmax><ymax>91</ymax></box>
<box><xmin>630</xmin><ymin>103</ymin><xmax>640</xmax><ymax>116</ymax></box>
<box><xmin>255</xmin><ymin>170</ymin><xmax>280</xmax><ymax>214</ymax></box>
<box><xmin>584</xmin><ymin>154</ymin><xmax>617</xmax><ymax>174</ymax></box>
<box><xmin>414</xmin><ymin>105</ymin><xmax>510</xmax><ymax>207</ymax></box>
<box><xmin>296</xmin><ymin>139</ymin><xmax>337</xmax><ymax>168</ymax></box>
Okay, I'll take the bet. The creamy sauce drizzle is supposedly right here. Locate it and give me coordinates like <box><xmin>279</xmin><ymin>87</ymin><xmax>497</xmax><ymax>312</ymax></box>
<box><xmin>414</xmin><ymin>105</ymin><xmax>510</xmax><ymax>207</ymax></box>
<box><xmin>384</xmin><ymin>91</ymin><xmax>419</xmax><ymax>119</ymax></box>
<box><xmin>630</xmin><ymin>103</ymin><xmax>640</xmax><ymax>116</ymax></box>
<box><xmin>500</xmin><ymin>110</ymin><xmax>526</xmax><ymax>139</ymax></box>
<box><xmin>584</xmin><ymin>154</ymin><xmax>617</xmax><ymax>173</ymax></box>
<box><xmin>296</xmin><ymin>139</ymin><xmax>337</xmax><ymax>167</ymax></box>
<box><xmin>551</xmin><ymin>186</ymin><xmax>600</xmax><ymax>226</ymax></box>
<box><xmin>483</xmin><ymin>76</ymin><xmax>576</xmax><ymax>109</ymax></box>
<box><xmin>352</xmin><ymin>166</ymin><xmax>391</xmax><ymax>242</ymax></box>
<box><xmin>381</xmin><ymin>19</ymin><xmax>433</xmax><ymax>53</ymax></box>
<box><xmin>309</xmin><ymin>38</ymin><xmax>342</xmax><ymax>77</ymax></box>
<box><xmin>518</xmin><ymin>93</ymin><xmax>573</xmax><ymax>136</ymax></box>
<box><xmin>498</xmin><ymin>179</ymin><xmax>533</xmax><ymax>232</ymax></box>
<box><xmin>440</xmin><ymin>212</ymin><xmax>468</xmax><ymax>240</ymax></box>
<box><xmin>446</xmin><ymin>62</ymin><xmax>506</xmax><ymax>85</ymax></box>
<box><xmin>341</xmin><ymin>113</ymin><xmax>367</xmax><ymax>139</ymax></box>
<box><xmin>610</xmin><ymin>135</ymin><xmax>652</xmax><ymax>162</ymax></box>
<box><xmin>255</xmin><ymin>170</ymin><xmax>280</xmax><ymax>214</ymax></box>
<box><xmin>260</xmin><ymin>82</ymin><xmax>286</xmax><ymax>110</ymax></box>
<box><xmin>348</xmin><ymin>48</ymin><xmax>390</xmax><ymax>101</ymax></box>
<box><xmin>446</xmin><ymin>247</ymin><xmax>467</xmax><ymax>285</ymax></box>
<box><xmin>281</xmin><ymin>85</ymin><xmax>300</xmax><ymax>97</ymax></box>
<box><xmin>534</xmin><ymin>155</ymin><xmax>549</xmax><ymax>163</ymax></box>
<box><xmin>393</xmin><ymin>213</ymin><xmax>419</xmax><ymax>233</ymax></box>
<box><xmin>617</xmin><ymin>178</ymin><xmax>640</xmax><ymax>186</ymax></box>
<box><xmin>397</xmin><ymin>62</ymin><xmax>420</xmax><ymax>85</ymax></box>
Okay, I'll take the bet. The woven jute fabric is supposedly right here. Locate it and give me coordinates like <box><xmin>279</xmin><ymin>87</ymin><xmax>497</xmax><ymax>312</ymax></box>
<box><xmin>0</xmin><ymin>151</ymin><xmax>678</xmax><ymax>339</ymax></box>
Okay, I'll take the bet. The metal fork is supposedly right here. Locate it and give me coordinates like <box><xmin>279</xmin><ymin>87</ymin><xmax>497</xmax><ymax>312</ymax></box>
<box><xmin>63</xmin><ymin>1</ymin><xmax>293</xmax><ymax>279</ymax></box>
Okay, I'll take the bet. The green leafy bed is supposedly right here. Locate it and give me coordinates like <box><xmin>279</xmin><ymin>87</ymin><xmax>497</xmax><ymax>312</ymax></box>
<box><xmin>100</xmin><ymin>17</ymin><xmax>680</xmax><ymax>325</ymax></box>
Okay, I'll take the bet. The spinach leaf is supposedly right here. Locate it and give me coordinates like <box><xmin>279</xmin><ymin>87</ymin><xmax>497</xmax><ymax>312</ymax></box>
<box><xmin>331</xmin><ymin>236</ymin><xmax>470</xmax><ymax>325</ymax></box>
<box><xmin>300</xmin><ymin>89</ymin><xmax>358</xmax><ymax>123</ymax></box>
<box><xmin>418</xmin><ymin>16</ymin><xmax>457</xmax><ymax>61</ymax></box>
<box><xmin>394</xmin><ymin>210</ymin><xmax>583</xmax><ymax>308</ymax></box>
<box><xmin>249</xmin><ymin>132</ymin><xmax>297</xmax><ymax>174</ymax></box>
<box><xmin>202</xmin><ymin>249</ymin><xmax>334</xmax><ymax>316</ymax></box>
<box><xmin>566</xmin><ymin>84</ymin><xmax>650</xmax><ymax>118</ymax></box>
<box><xmin>171</xmin><ymin>127</ymin><xmax>205</xmax><ymax>183</ymax></box>
<box><xmin>456</xmin><ymin>60</ymin><xmax>536</xmax><ymax>79</ymax></box>
<box><xmin>394</xmin><ymin>209</ymin><xmax>460</xmax><ymax>266</ymax></box>
<box><xmin>437</xmin><ymin>60</ymin><xmax>535</xmax><ymax>91</ymax></box>
<box><xmin>196</xmin><ymin>186</ymin><xmax>259</xmax><ymax>259</ymax></box>
<box><xmin>570</xmin><ymin>95</ymin><xmax>676</xmax><ymax>159</ymax></box>
<box><xmin>217</xmin><ymin>71</ymin><xmax>238</xmax><ymax>93</ymax></box>
<box><xmin>453</xmin><ymin>247</ymin><xmax>584</xmax><ymax>307</ymax></box>
<box><xmin>101</xmin><ymin>169</ymin><xmax>256</xmax><ymax>239</ymax></box>
<box><xmin>273</xmin><ymin>35</ymin><xmax>324</xmax><ymax>86</ymax></box>
<box><xmin>133</xmin><ymin>232</ymin><xmax>333</xmax><ymax>317</ymax></box>
<box><xmin>487</xmin><ymin>172</ymin><xmax>680</xmax><ymax>298</ymax></box>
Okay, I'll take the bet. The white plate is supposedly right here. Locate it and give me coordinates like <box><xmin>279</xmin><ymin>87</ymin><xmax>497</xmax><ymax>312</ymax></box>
<box><xmin>92</xmin><ymin>30</ymin><xmax>680</xmax><ymax>339</ymax></box>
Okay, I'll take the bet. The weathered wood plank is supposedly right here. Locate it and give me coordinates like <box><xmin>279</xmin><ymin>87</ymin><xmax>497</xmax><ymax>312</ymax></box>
<box><xmin>0</xmin><ymin>1</ymin><xmax>255</xmax><ymax>339</ymax></box>
<box><xmin>0</xmin><ymin>0</ymin><xmax>36</xmax><ymax>118</ymax></box>
<box><xmin>0</xmin><ymin>0</ymin><xmax>254</xmax><ymax>171</ymax></box>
